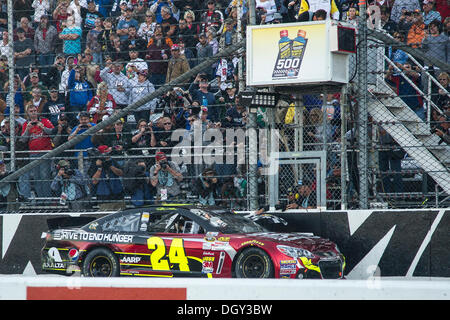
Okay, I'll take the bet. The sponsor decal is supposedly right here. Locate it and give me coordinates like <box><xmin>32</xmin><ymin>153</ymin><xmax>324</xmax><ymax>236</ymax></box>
<box><xmin>279</xmin><ymin>260</ymin><xmax>297</xmax><ymax>275</ymax></box>
<box><xmin>202</xmin><ymin>256</ymin><xmax>215</xmax><ymax>273</ymax></box>
<box><xmin>54</xmin><ymin>230</ymin><xmax>134</xmax><ymax>243</ymax></box>
<box><xmin>88</xmin><ymin>222</ymin><xmax>98</xmax><ymax>230</ymax></box>
<box><xmin>120</xmin><ymin>256</ymin><xmax>142</xmax><ymax>264</ymax></box>
<box><xmin>68</xmin><ymin>248</ymin><xmax>79</xmax><ymax>262</ymax></box>
<box><xmin>240</xmin><ymin>240</ymin><xmax>265</xmax><ymax>247</ymax></box>
<box><xmin>42</xmin><ymin>262</ymin><xmax>64</xmax><ymax>269</ymax></box>
<box><xmin>202</xmin><ymin>241</ymin><xmax>229</xmax><ymax>251</ymax></box>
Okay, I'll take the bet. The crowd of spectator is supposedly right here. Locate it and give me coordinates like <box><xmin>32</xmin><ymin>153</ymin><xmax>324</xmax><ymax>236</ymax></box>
<box><xmin>0</xmin><ymin>0</ymin><xmax>447</xmax><ymax>211</ymax></box>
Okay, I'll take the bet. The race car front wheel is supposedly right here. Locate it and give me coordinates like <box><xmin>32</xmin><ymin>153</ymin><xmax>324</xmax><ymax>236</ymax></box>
<box><xmin>234</xmin><ymin>247</ymin><xmax>274</xmax><ymax>278</ymax></box>
<box><xmin>82</xmin><ymin>248</ymin><xmax>120</xmax><ymax>277</ymax></box>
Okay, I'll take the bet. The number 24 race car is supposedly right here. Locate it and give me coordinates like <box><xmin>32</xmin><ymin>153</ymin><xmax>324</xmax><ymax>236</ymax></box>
<box><xmin>41</xmin><ymin>205</ymin><xmax>345</xmax><ymax>279</ymax></box>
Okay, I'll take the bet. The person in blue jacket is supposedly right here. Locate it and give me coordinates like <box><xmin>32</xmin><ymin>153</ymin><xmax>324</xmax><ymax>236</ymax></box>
<box><xmin>188</xmin><ymin>73</ymin><xmax>219</xmax><ymax>123</ymax></box>
<box><xmin>67</xmin><ymin>66</ymin><xmax>94</xmax><ymax>126</ymax></box>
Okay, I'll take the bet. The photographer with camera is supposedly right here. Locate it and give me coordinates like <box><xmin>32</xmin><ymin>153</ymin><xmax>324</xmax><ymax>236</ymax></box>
<box><xmin>88</xmin><ymin>145</ymin><xmax>125</xmax><ymax>211</ymax></box>
<box><xmin>150</xmin><ymin>151</ymin><xmax>183</xmax><ymax>203</ymax></box>
<box><xmin>129</xmin><ymin>119</ymin><xmax>156</xmax><ymax>156</ymax></box>
<box><xmin>193</xmin><ymin>168</ymin><xmax>221</xmax><ymax>206</ymax></box>
<box><xmin>51</xmin><ymin>160</ymin><xmax>91</xmax><ymax>211</ymax></box>
<box><xmin>123</xmin><ymin>158</ymin><xmax>155</xmax><ymax>208</ymax></box>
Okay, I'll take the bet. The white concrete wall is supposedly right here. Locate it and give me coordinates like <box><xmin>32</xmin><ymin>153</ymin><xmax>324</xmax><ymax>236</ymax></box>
<box><xmin>0</xmin><ymin>276</ymin><xmax>448</xmax><ymax>300</ymax></box>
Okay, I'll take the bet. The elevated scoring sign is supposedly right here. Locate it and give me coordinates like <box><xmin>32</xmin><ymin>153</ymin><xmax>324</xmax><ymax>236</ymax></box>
<box><xmin>246</xmin><ymin>20</ymin><xmax>355</xmax><ymax>87</ymax></box>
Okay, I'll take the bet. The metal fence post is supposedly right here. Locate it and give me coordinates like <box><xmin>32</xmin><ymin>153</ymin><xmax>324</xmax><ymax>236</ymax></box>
<box><xmin>357</xmin><ymin>0</ymin><xmax>369</xmax><ymax>209</ymax></box>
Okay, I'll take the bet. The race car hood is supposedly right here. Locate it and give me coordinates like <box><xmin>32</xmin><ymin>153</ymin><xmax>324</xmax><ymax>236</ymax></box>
<box><xmin>241</xmin><ymin>232</ymin><xmax>336</xmax><ymax>252</ymax></box>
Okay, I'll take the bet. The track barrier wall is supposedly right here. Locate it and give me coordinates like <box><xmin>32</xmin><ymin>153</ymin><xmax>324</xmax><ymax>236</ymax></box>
<box><xmin>0</xmin><ymin>277</ymin><xmax>449</xmax><ymax>300</ymax></box>
<box><xmin>0</xmin><ymin>209</ymin><xmax>449</xmax><ymax>278</ymax></box>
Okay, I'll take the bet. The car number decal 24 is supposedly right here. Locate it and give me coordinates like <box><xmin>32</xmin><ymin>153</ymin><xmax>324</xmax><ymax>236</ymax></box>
<box><xmin>147</xmin><ymin>237</ymin><xmax>190</xmax><ymax>272</ymax></box>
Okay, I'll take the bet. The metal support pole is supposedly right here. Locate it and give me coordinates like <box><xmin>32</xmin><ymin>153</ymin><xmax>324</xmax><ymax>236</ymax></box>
<box><xmin>358</xmin><ymin>1</ymin><xmax>369</xmax><ymax>209</ymax></box>
<box><xmin>247</xmin><ymin>0</ymin><xmax>259</xmax><ymax>210</ymax></box>
<box><xmin>340</xmin><ymin>85</ymin><xmax>348</xmax><ymax>210</ymax></box>
<box><xmin>7</xmin><ymin>0</ymin><xmax>15</xmax><ymax>170</ymax></box>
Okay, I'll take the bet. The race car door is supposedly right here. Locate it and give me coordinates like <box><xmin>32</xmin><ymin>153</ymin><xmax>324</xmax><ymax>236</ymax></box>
<box><xmin>146</xmin><ymin>212</ymin><xmax>204</xmax><ymax>277</ymax></box>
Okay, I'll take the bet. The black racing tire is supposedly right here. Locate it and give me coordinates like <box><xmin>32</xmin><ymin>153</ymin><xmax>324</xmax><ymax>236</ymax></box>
<box><xmin>82</xmin><ymin>248</ymin><xmax>120</xmax><ymax>277</ymax></box>
<box><xmin>234</xmin><ymin>247</ymin><xmax>274</xmax><ymax>278</ymax></box>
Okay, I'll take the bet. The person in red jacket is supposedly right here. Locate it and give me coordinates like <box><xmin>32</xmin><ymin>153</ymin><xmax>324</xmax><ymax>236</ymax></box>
<box><xmin>87</xmin><ymin>82</ymin><xmax>117</xmax><ymax>124</ymax></box>
<box><xmin>19</xmin><ymin>103</ymin><xmax>54</xmax><ymax>201</ymax></box>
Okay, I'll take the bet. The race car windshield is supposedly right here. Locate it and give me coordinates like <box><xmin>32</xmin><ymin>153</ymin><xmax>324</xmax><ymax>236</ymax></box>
<box><xmin>206</xmin><ymin>214</ymin><xmax>268</xmax><ymax>234</ymax></box>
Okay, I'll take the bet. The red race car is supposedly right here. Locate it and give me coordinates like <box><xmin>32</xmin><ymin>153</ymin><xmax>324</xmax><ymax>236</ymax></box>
<box><xmin>41</xmin><ymin>205</ymin><xmax>345</xmax><ymax>279</ymax></box>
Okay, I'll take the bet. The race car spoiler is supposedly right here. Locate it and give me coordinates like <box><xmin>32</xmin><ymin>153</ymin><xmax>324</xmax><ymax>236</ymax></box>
<box><xmin>46</xmin><ymin>216</ymin><xmax>101</xmax><ymax>231</ymax></box>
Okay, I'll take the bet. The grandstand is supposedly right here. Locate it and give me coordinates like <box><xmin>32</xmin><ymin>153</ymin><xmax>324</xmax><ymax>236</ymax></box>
<box><xmin>0</xmin><ymin>0</ymin><xmax>448</xmax><ymax>212</ymax></box>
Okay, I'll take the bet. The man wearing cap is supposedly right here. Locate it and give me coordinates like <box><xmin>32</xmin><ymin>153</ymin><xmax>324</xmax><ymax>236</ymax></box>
<box><xmin>51</xmin><ymin>159</ymin><xmax>91</xmax><ymax>211</ymax></box>
<box><xmin>189</xmin><ymin>73</ymin><xmax>219</xmax><ymax>122</ymax></box>
<box><xmin>149</xmin><ymin>0</ymin><xmax>179</xmax><ymax>24</ymax></box>
<box><xmin>52</xmin><ymin>113</ymin><xmax>73</xmax><ymax>149</ymax></box>
<box><xmin>34</xmin><ymin>14</ymin><xmax>58</xmax><ymax>75</ymax></box>
<box><xmin>24</xmin><ymin>71</ymin><xmax>50</xmax><ymax>103</ymax></box>
<box><xmin>406</xmin><ymin>10</ymin><xmax>426</xmax><ymax>48</ymax></box>
<box><xmin>195</xmin><ymin>33</ymin><xmax>214</xmax><ymax>76</ymax></box>
<box><xmin>19</xmin><ymin>103</ymin><xmax>54</xmax><ymax>200</ymax></box>
<box><xmin>200</xmin><ymin>0</ymin><xmax>224</xmax><ymax>34</ymax></box>
<box><xmin>42</xmin><ymin>86</ymin><xmax>66</xmax><ymax>127</ymax></box>
<box><xmin>390</xmin><ymin>0</ymin><xmax>421</xmax><ymax>24</ymax></box>
<box><xmin>116</xmin><ymin>5</ymin><xmax>139</xmax><ymax>42</ymax></box>
<box><xmin>68</xmin><ymin>111</ymin><xmax>96</xmax><ymax>173</ymax></box>
<box><xmin>166</xmin><ymin>44</ymin><xmax>190</xmax><ymax>84</ymax></box>
<box><xmin>129</xmin><ymin>69</ymin><xmax>157</xmax><ymax>123</ymax></box>
<box><xmin>150</xmin><ymin>151</ymin><xmax>183</xmax><ymax>202</ymax></box>
<box><xmin>67</xmin><ymin>66</ymin><xmax>94</xmax><ymax>125</ymax></box>
<box><xmin>14</xmin><ymin>27</ymin><xmax>35</xmax><ymax>80</ymax></box>
<box><xmin>100</xmin><ymin>60</ymin><xmax>131</xmax><ymax>109</ymax></box>
<box><xmin>422</xmin><ymin>0</ymin><xmax>442</xmax><ymax>26</ymax></box>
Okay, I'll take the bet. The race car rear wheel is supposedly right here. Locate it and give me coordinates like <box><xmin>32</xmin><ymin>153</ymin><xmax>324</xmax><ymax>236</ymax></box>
<box><xmin>234</xmin><ymin>247</ymin><xmax>274</xmax><ymax>278</ymax></box>
<box><xmin>82</xmin><ymin>248</ymin><xmax>119</xmax><ymax>277</ymax></box>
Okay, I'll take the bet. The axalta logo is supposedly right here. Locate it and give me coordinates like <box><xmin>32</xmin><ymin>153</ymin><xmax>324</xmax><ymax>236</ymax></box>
<box><xmin>120</xmin><ymin>256</ymin><xmax>142</xmax><ymax>264</ymax></box>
